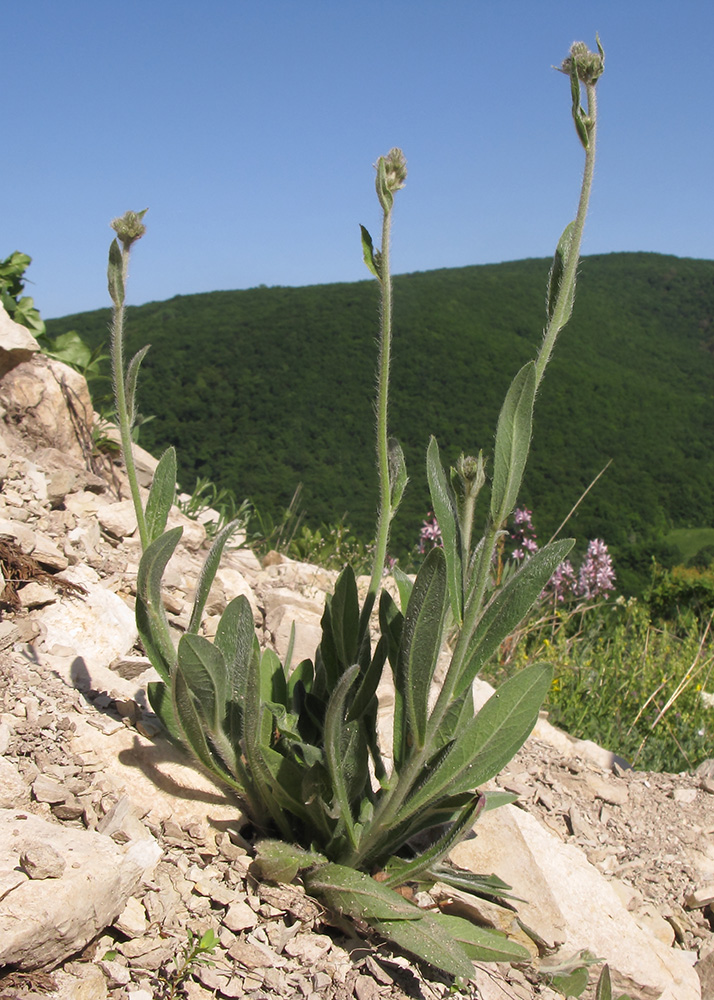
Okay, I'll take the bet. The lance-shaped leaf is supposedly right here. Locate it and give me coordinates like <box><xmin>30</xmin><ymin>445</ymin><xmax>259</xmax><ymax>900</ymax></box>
<box><xmin>171</xmin><ymin>668</ymin><xmax>238</xmax><ymax>791</ymax></box>
<box><xmin>388</xmin><ymin>437</ymin><xmax>408</xmax><ymax>515</ymax></box>
<box><xmin>304</xmin><ymin>863</ymin><xmax>424</xmax><ymax>922</ymax></box>
<box><xmin>107</xmin><ymin>239</ymin><xmax>124</xmax><ymax>307</ymax></box>
<box><xmin>147</xmin><ymin>681</ymin><xmax>184</xmax><ymax>744</ymax></box>
<box><xmin>135</xmin><ymin>527</ymin><xmax>182</xmax><ymax>682</ymax></box>
<box><xmin>215</xmin><ymin>595</ymin><xmax>259</xmax><ymax>745</ymax></box>
<box><xmin>330</xmin><ymin>566</ymin><xmax>359</xmax><ymax>668</ymax></box>
<box><xmin>347</xmin><ymin>635</ymin><xmax>387</xmax><ymax>723</ymax></box>
<box><xmin>324</xmin><ymin>665</ymin><xmax>361</xmax><ymax>847</ymax></box>
<box><xmin>546</xmin><ymin>221</ymin><xmax>576</xmax><ymax>325</ymax></box>
<box><xmin>396</xmin><ymin>664</ymin><xmax>551</xmax><ymax>821</ymax></box>
<box><xmin>391</xmin><ymin>565</ymin><xmax>413</xmax><ymax>615</ymax></box>
<box><xmin>360</xmin><ymin>224</ymin><xmax>381</xmax><ymax>280</ymax></box>
<box><xmin>427</xmin><ymin>436</ymin><xmax>463</xmax><ymax>624</ymax></box>
<box><xmin>490</xmin><ymin>361</ymin><xmax>536</xmax><ymax>528</ymax></box>
<box><xmin>368</xmin><ymin>911</ymin><xmax>475</xmax><ymax>980</ymax></box>
<box><xmin>176</xmin><ymin>633</ymin><xmax>227</xmax><ymax>734</ymax></box>
<box><xmin>457</xmin><ymin>538</ymin><xmax>573</xmax><ymax>697</ymax></box>
<box><xmin>431</xmin><ymin>913</ymin><xmax>530</xmax><ymax>964</ymax></box>
<box><xmin>144</xmin><ymin>447</ymin><xmax>176</xmax><ymax>545</ymax></box>
<box><xmin>187</xmin><ymin>517</ymin><xmax>245</xmax><ymax>635</ymax></box>
<box><xmin>125</xmin><ymin>344</ymin><xmax>151</xmax><ymax>428</ymax></box>
<box><xmin>382</xmin><ymin>794</ymin><xmax>485</xmax><ymax>888</ymax></box>
<box><xmin>429</xmin><ymin>863</ymin><xmax>517</xmax><ymax>900</ymax></box>
<box><xmin>397</xmin><ymin>546</ymin><xmax>448</xmax><ymax>751</ymax></box>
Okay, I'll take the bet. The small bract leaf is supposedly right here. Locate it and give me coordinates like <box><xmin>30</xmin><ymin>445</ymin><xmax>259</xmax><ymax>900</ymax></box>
<box><xmin>490</xmin><ymin>361</ymin><xmax>536</xmax><ymax>527</ymax></box>
<box><xmin>145</xmin><ymin>447</ymin><xmax>176</xmax><ymax>544</ymax></box>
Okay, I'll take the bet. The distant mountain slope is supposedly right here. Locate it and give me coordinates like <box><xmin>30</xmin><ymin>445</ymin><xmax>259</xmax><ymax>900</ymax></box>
<box><xmin>48</xmin><ymin>252</ymin><xmax>714</xmax><ymax>592</ymax></box>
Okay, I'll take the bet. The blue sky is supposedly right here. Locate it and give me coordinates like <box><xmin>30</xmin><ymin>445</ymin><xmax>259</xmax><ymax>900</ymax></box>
<box><xmin>7</xmin><ymin>1</ymin><xmax>714</xmax><ymax>319</ymax></box>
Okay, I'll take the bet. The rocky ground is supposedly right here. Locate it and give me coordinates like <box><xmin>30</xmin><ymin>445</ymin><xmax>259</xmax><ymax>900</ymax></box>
<box><xmin>0</xmin><ymin>320</ymin><xmax>713</xmax><ymax>999</ymax></box>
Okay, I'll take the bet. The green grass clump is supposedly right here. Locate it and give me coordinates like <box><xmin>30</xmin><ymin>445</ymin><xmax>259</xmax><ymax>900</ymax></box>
<box><xmin>489</xmin><ymin>598</ymin><xmax>714</xmax><ymax>772</ymax></box>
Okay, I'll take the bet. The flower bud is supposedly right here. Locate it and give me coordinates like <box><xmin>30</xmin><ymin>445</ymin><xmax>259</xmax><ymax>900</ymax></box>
<box><xmin>559</xmin><ymin>37</ymin><xmax>604</xmax><ymax>86</ymax></box>
<box><xmin>111</xmin><ymin>209</ymin><xmax>148</xmax><ymax>250</ymax></box>
<box><xmin>375</xmin><ymin>148</ymin><xmax>407</xmax><ymax>212</ymax></box>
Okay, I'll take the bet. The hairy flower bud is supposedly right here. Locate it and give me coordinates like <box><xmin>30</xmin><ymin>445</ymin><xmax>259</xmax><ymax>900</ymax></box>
<box><xmin>559</xmin><ymin>37</ymin><xmax>605</xmax><ymax>86</ymax></box>
<box><xmin>111</xmin><ymin>209</ymin><xmax>148</xmax><ymax>250</ymax></box>
<box><xmin>375</xmin><ymin>148</ymin><xmax>407</xmax><ymax>213</ymax></box>
<box><xmin>453</xmin><ymin>451</ymin><xmax>486</xmax><ymax>501</ymax></box>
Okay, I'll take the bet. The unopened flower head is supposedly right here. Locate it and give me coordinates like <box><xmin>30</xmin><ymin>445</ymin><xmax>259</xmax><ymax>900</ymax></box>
<box><xmin>111</xmin><ymin>209</ymin><xmax>148</xmax><ymax>251</ymax></box>
<box><xmin>559</xmin><ymin>38</ymin><xmax>605</xmax><ymax>86</ymax></box>
<box><xmin>375</xmin><ymin>148</ymin><xmax>407</xmax><ymax>212</ymax></box>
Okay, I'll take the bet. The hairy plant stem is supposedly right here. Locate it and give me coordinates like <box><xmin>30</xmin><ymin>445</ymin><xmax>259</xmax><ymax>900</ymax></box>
<box><xmin>367</xmin><ymin>203</ymin><xmax>394</xmax><ymax>599</ymax></box>
<box><xmin>111</xmin><ymin>244</ymin><xmax>149</xmax><ymax>550</ymax></box>
<box><xmin>536</xmin><ymin>80</ymin><xmax>598</xmax><ymax>386</ymax></box>
<box><xmin>350</xmin><ymin>73</ymin><xmax>601</xmax><ymax>870</ymax></box>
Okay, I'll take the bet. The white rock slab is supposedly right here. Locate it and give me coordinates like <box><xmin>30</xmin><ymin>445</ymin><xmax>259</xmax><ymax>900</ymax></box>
<box><xmin>0</xmin><ymin>809</ymin><xmax>160</xmax><ymax>970</ymax></box>
<box><xmin>451</xmin><ymin>805</ymin><xmax>700</xmax><ymax>1000</ymax></box>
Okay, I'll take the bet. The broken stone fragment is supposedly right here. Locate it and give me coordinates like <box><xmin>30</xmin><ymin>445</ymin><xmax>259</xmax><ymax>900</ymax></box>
<box><xmin>20</xmin><ymin>843</ymin><xmax>66</xmax><ymax>879</ymax></box>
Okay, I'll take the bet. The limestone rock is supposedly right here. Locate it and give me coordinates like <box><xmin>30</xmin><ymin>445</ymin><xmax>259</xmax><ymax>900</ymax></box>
<box><xmin>0</xmin><ymin>354</ymin><xmax>93</xmax><ymax>461</ymax></box>
<box><xmin>451</xmin><ymin>805</ymin><xmax>701</xmax><ymax>1000</ymax></box>
<box><xmin>0</xmin><ymin>809</ymin><xmax>161</xmax><ymax>969</ymax></box>
<box><xmin>0</xmin><ymin>303</ymin><xmax>38</xmax><ymax>378</ymax></box>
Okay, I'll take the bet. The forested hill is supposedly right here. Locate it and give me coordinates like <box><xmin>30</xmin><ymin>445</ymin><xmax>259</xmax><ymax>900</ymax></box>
<box><xmin>47</xmin><ymin>252</ymin><xmax>714</xmax><ymax>593</ymax></box>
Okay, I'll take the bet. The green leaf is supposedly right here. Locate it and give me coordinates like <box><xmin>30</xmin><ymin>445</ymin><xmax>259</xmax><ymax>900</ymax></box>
<box><xmin>125</xmin><ymin>344</ymin><xmax>151</xmax><ymax>426</ymax></box>
<box><xmin>369</xmin><ymin>911</ymin><xmax>475</xmax><ymax>979</ymax></box>
<box><xmin>428</xmin><ymin>863</ymin><xmax>516</xmax><ymax>900</ymax></box>
<box><xmin>547</xmin><ymin>221</ymin><xmax>576</xmax><ymax>325</ymax></box>
<box><xmin>215</xmin><ymin>595</ymin><xmax>258</xmax><ymax>742</ymax></box>
<box><xmin>360</xmin><ymin>225</ymin><xmax>380</xmax><ymax>280</ymax></box>
<box><xmin>107</xmin><ymin>239</ymin><xmax>124</xmax><ymax>307</ymax></box>
<box><xmin>172</xmin><ymin>668</ymin><xmax>224</xmax><ymax>775</ymax></box>
<box><xmin>253</xmin><ymin>839</ymin><xmax>326</xmax><ymax>883</ymax></box>
<box><xmin>398</xmin><ymin>663</ymin><xmax>551</xmax><ymax>820</ymax></box>
<box><xmin>398</xmin><ymin>547</ymin><xmax>448</xmax><ymax>750</ymax></box>
<box><xmin>490</xmin><ymin>361</ymin><xmax>536</xmax><ymax>527</ymax></box>
<box><xmin>347</xmin><ymin>635</ymin><xmax>387</xmax><ymax>723</ymax></box>
<box><xmin>304</xmin><ymin>863</ymin><xmax>423</xmax><ymax>922</ymax></box>
<box><xmin>382</xmin><ymin>795</ymin><xmax>484</xmax><ymax>888</ymax></box>
<box><xmin>596</xmin><ymin>965</ymin><xmax>612</xmax><ymax>1000</ymax></box>
<box><xmin>40</xmin><ymin>330</ymin><xmax>92</xmax><ymax>367</ymax></box>
<box><xmin>432</xmin><ymin>912</ymin><xmax>530</xmax><ymax>963</ymax></box>
<box><xmin>187</xmin><ymin>516</ymin><xmax>245</xmax><ymax>634</ymax></box>
<box><xmin>548</xmin><ymin>966</ymin><xmax>590</xmax><ymax>997</ymax></box>
<box><xmin>176</xmin><ymin>633</ymin><xmax>227</xmax><ymax>734</ymax></box>
<box><xmin>330</xmin><ymin>566</ymin><xmax>360</xmax><ymax>667</ymax></box>
<box><xmin>457</xmin><ymin>538</ymin><xmax>574</xmax><ymax>697</ymax></box>
<box><xmin>391</xmin><ymin>566</ymin><xmax>413</xmax><ymax>615</ymax></box>
<box><xmin>146</xmin><ymin>681</ymin><xmax>184</xmax><ymax>743</ymax></box>
<box><xmin>135</xmin><ymin>527</ymin><xmax>182</xmax><ymax>683</ymax></box>
<box><xmin>388</xmin><ymin>437</ymin><xmax>408</xmax><ymax>515</ymax></box>
<box><xmin>145</xmin><ymin>447</ymin><xmax>176</xmax><ymax>545</ymax></box>
<box><xmin>427</xmin><ymin>436</ymin><xmax>463</xmax><ymax>625</ymax></box>
<box><xmin>324</xmin><ymin>665</ymin><xmax>361</xmax><ymax>846</ymax></box>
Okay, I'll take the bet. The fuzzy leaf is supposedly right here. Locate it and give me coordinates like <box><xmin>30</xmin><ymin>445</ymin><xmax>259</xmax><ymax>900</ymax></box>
<box><xmin>388</xmin><ymin>437</ymin><xmax>408</xmax><ymax>514</ymax></box>
<box><xmin>426</xmin><ymin>436</ymin><xmax>463</xmax><ymax>624</ymax></box>
<box><xmin>360</xmin><ymin>225</ymin><xmax>380</xmax><ymax>280</ymax></box>
<box><xmin>548</xmin><ymin>966</ymin><xmax>590</xmax><ymax>997</ymax></box>
<box><xmin>432</xmin><ymin>913</ymin><xmax>530</xmax><ymax>963</ymax></box>
<box><xmin>490</xmin><ymin>361</ymin><xmax>536</xmax><ymax>527</ymax></box>
<box><xmin>391</xmin><ymin>565</ymin><xmax>413</xmax><ymax>615</ymax></box>
<box><xmin>368</xmin><ymin>912</ymin><xmax>475</xmax><ymax>979</ymax></box>
<box><xmin>547</xmin><ymin>221</ymin><xmax>576</xmax><ymax>325</ymax></box>
<box><xmin>382</xmin><ymin>795</ymin><xmax>484</xmax><ymax>888</ymax></box>
<box><xmin>398</xmin><ymin>663</ymin><xmax>551</xmax><ymax>820</ymax></box>
<box><xmin>145</xmin><ymin>447</ymin><xmax>176</xmax><ymax>544</ymax></box>
<box><xmin>330</xmin><ymin>566</ymin><xmax>360</xmax><ymax>668</ymax></box>
<box><xmin>457</xmin><ymin>538</ymin><xmax>574</xmax><ymax>697</ymax></box>
<box><xmin>107</xmin><ymin>239</ymin><xmax>124</xmax><ymax>307</ymax></box>
<box><xmin>304</xmin><ymin>863</ymin><xmax>423</xmax><ymax>922</ymax></box>
<box><xmin>176</xmin><ymin>633</ymin><xmax>227</xmax><ymax>734</ymax></box>
<box><xmin>398</xmin><ymin>547</ymin><xmax>448</xmax><ymax>750</ymax></box>
<box><xmin>324</xmin><ymin>665</ymin><xmax>364</xmax><ymax>844</ymax></box>
<box><xmin>253</xmin><ymin>839</ymin><xmax>326</xmax><ymax>883</ymax></box>
<box><xmin>347</xmin><ymin>635</ymin><xmax>387</xmax><ymax>723</ymax></box>
<box><xmin>135</xmin><ymin>527</ymin><xmax>182</xmax><ymax>682</ymax></box>
<box><xmin>146</xmin><ymin>681</ymin><xmax>184</xmax><ymax>743</ymax></box>
<box><xmin>125</xmin><ymin>344</ymin><xmax>151</xmax><ymax>427</ymax></box>
<box><xmin>187</xmin><ymin>517</ymin><xmax>245</xmax><ymax>635</ymax></box>
<box><xmin>429</xmin><ymin>863</ymin><xmax>516</xmax><ymax>900</ymax></box>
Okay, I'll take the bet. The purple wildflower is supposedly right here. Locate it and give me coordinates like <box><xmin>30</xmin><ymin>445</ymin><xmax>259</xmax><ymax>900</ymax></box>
<box><xmin>577</xmin><ymin>538</ymin><xmax>616</xmax><ymax>598</ymax></box>
<box><xmin>419</xmin><ymin>512</ymin><xmax>443</xmax><ymax>554</ymax></box>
